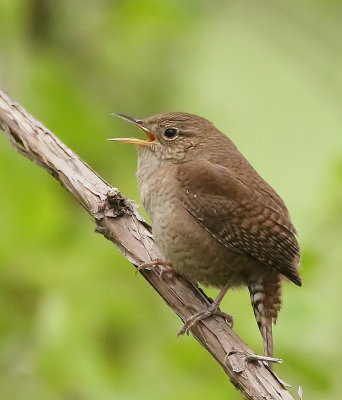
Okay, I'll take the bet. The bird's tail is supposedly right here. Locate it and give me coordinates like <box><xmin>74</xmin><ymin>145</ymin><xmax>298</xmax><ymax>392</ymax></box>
<box><xmin>248</xmin><ymin>274</ymin><xmax>282</xmax><ymax>367</ymax></box>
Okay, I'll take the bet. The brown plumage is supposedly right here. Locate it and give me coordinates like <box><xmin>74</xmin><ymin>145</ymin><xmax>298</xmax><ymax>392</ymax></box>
<box><xmin>111</xmin><ymin>112</ymin><xmax>301</xmax><ymax>364</ymax></box>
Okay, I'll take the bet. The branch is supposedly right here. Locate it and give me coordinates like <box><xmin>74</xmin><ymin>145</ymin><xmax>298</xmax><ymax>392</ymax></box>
<box><xmin>0</xmin><ymin>89</ymin><xmax>295</xmax><ymax>400</ymax></box>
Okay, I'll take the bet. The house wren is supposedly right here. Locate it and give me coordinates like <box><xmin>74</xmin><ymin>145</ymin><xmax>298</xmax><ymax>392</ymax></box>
<box><xmin>109</xmin><ymin>112</ymin><xmax>301</xmax><ymax>360</ymax></box>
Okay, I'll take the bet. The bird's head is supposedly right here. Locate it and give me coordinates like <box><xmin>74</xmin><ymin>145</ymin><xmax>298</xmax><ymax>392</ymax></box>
<box><xmin>109</xmin><ymin>112</ymin><xmax>223</xmax><ymax>162</ymax></box>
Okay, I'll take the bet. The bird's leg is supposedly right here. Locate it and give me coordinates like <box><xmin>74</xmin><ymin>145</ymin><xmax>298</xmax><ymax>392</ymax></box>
<box><xmin>136</xmin><ymin>259</ymin><xmax>174</xmax><ymax>281</ymax></box>
<box><xmin>178</xmin><ymin>283</ymin><xmax>233</xmax><ymax>336</ymax></box>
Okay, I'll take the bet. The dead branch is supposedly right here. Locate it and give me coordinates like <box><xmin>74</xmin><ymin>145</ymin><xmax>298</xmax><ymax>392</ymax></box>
<box><xmin>0</xmin><ymin>89</ymin><xmax>295</xmax><ymax>400</ymax></box>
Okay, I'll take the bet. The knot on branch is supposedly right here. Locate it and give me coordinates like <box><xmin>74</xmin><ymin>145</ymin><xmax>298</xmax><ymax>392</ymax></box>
<box><xmin>95</xmin><ymin>187</ymin><xmax>136</xmax><ymax>220</ymax></box>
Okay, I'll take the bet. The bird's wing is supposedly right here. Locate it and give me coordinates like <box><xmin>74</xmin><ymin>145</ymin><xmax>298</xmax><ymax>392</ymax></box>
<box><xmin>176</xmin><ymin>159</ymin><xmax>301</xmax><ymax>286</ymax></box>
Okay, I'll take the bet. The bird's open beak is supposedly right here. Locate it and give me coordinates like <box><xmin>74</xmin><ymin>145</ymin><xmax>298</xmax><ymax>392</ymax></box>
<box><xmin>108</xmin><ymin>113</ymin><xmax>155</xmax><ymax>146</ymax></box>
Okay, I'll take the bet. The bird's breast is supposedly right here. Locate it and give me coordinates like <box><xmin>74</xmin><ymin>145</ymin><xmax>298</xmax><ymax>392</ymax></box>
<box><xmin>136</xmin><ymin>160</ymin><xmax>255</xmax><ymax>287</ymax></box>
<box><xmin>137</xmin><ymin>161</ymin><xmax>179</xmax><ymax>221</ymax></box>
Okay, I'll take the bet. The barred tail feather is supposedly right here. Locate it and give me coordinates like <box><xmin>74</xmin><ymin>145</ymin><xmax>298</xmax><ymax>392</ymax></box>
<box><xmin>249</xmin><ymin>274</ymin><xmax>282</xmax><ymax>367</ymax></box>
<box><xmin>261</xmin><ymin>319</ymin><xmax>273</xmax><ymax>360</ymax></box>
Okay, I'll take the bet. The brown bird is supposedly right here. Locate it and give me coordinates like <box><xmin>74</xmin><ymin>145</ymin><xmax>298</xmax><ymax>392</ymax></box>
<box><xmin>110</xmin><ymin>112</ymin><xmax>301</xmax><ymax>362</ymax></box>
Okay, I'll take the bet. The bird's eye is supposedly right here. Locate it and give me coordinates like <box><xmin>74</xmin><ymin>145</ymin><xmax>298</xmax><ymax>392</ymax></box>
<box><xmin>163</xmin><ymin>128</ymin><xmax>179</xmax><ymax>141</ymax></box>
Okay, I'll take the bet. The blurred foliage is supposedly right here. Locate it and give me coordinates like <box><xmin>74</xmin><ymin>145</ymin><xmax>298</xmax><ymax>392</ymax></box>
<box><xmin>0</xmin><ymin>0</ymin><xmax>341</xmax><ymax>399</ymax></box>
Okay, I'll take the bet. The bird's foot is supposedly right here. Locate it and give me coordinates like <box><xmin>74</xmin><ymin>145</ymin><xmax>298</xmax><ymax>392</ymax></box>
<box><xmin>178</xmin><ymin>303</ymin><xmax>233</xmax><ymax>336</ymax></box>
<box><xmin>136</xmin><ymin>259</ymin><xmax>174</xmax><ymax>281</ymax></box>
<box><xmin>246</xmin><ymin>354</ymin><xmax>283</xmax><ymax>365</ymax></box>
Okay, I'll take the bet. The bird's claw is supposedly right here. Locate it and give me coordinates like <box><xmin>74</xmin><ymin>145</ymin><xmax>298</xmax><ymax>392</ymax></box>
<box><xmin>245</xmin><ymin>354</ymin><xmax>283</xmax><ymax>365</ymax></box>
<box><xmin>159</xmin><ymin>265</ymin><xmax>174</xmax><ymax>281</ymax></box>
<box><xmin>136</xmin><ymin>259</ymin><xmax>174</xmax><ymax>281</ymax></box>
<box><xmin>178</xmin><ymin>303</ymin><xmax>233</xmax><ymax>336</ymax></box>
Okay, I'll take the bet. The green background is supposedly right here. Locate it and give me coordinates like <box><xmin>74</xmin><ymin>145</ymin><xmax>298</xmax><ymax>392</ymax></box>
<box><xmin>0</xmin><ymin>1</ymin><xmax>341</xmax><ymax>399</ymax></box>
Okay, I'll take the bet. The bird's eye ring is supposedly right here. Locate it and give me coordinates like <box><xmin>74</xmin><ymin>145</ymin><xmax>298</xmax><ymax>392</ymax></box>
<box><xmin>163</xmin><ymin>128</ymin><xmax>179</xmax><ymax>141</ymax></box>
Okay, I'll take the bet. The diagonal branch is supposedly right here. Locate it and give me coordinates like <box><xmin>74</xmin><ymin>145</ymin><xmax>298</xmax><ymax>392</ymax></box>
<box><xmin>0</xmin><ymin>89</ymin><xmax>295</xmax><ymax>400</ymax></box>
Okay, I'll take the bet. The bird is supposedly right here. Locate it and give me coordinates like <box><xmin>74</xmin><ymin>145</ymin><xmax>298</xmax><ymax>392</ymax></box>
<box><xmin>109</xmin><ymin>112</ymin><xmax>301</xmax><ymax>364</ymax></box>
